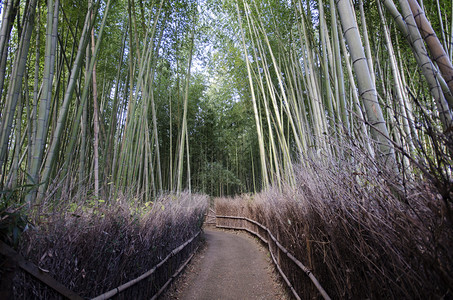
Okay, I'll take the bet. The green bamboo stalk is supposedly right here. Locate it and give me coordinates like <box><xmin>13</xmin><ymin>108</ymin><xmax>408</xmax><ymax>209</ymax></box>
<box><xmin>27</xmin><ymin>0</ymin><xmax>61</xmax><ymax>201</ymax></box>
<box><xmin>7</xmin><ymin>89</ymin><xmax>23</xmax><ymax>188</ymax></box>
<box><xmin>295</xmin><ymin>0</ymin><xmax>327</xmax><ymax>151</ymax></box>
<box><xmin>169</xmin><ymin>92</ymin><xmax>173</xmax><ymax>191</ymax></box>
<box><xmin>236</xmin><ymin>0</ymin><xmax>269</xmax><ymax>189</ymax></box>
<box><xmin>0</xmin><ymin>0</ymin><xmax>20</xmax><ymax>101</ymax></box>
<box><xmin>383</xmin><ymin>0</ymin><xmax>453</xmax><ymax>128</ymax></box>
<box><xmin>377</xmin><ymin>0</ymin><xmax>416</xmax><ymax>157</ymax></box>
<box><xmin>319</xmin><ymin>0</ymin><xmax>335</xmax><ymax>131</ymax></box>
<box><xmin>39</xmin><ymin>3</ymin><xmax>97</xmax><ymax>197</ymax></box>
<box><xmin>398</xmin><ymin>0</ymin><xmax>453</xmax><ymax>127</ymax></box>
<box><xmin>61</xmin><ymin>1</ymin><xmax>110</xmax><ymax>175</ymax></box>
<box><xmin>90</xmin><ymin>0</ymin><xmax>100</xmax><ymax>198</ymax></box>
<box><xmin>186</xmin><ymin>119</ymin><xmax>191</xmax><ymax>193</ymax></box>
<box><xmin>104</xmin><ymin>27</ymin><xmax>127</xmax><ymax>182</ymax></box>
<box><xmin>0</xmin><ymin>0</ymin><xmax>37</xmax><ymax>185</ymax></box>
<box><xmin>358</xmin><ymin>0</ymin><xmax>376</xmax><ymax>85</ymax></box>
<box><xmin>116</xmin><ymin>0</ymin><xmax>163</xmax><ymax>194</ymax></box>
<box><xmin>28</xmin><ymin>6</ymin><xmax>41</xmax><ymax>170</ymax></box>
<box><xmin>330</xmin><ymin>0</ymin><xmax>349</xmax><ymax>134</ymax></box>
<box><xmin>177</xmin><ymin>30</ymin><xmax>194</xmax><ymax>194</ymax></box>
<box><xmin>336</xmin><ymin>0</ymin><xmax>396</xmax><ymax>167</ymax></box>
<box><xmin>338</xmin><ymin>15</ymin><xmax>375</xmax><ymax>158</ymax></box>
<box><xmin>246</xmin><ymin>2</ymin><xmax>290</xmax><ymax>186</ymax></box>
<box><xmin>146</xmin><ymin>6</ymin><xmax>166</xmax><ymax>193</ymax></box>
<box><xmin>408</xmin><ymin>0</ymin><xmax>453</xmax><ymax>107</ymax></box>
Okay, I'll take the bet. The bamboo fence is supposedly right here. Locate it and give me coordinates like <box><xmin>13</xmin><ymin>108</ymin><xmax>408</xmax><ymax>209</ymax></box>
<box><xmin>1</xmin><ymin>230</ymin><xmax>201</xmax><ymax>299</ymax></box>
<box><xmin>216</xmin><ymin>215</ymin><xmax>331</xmax><ymax>300</ymax></box>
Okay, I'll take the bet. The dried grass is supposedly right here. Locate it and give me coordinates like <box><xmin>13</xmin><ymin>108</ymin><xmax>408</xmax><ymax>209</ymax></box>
<box><xmin>13</xmin><ymin>192</ymin><xmax>208</xmax><ymax>299</ymax></box>
<box><xmin>216</xmin><ymin>153</ymin><xmax>452</xmax><ymax>299</ymax></box>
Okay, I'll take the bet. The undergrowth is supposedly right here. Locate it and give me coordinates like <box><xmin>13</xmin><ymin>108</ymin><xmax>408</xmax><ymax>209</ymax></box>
<box><xmin>216</xmin><ymin>153</ymin><xmax>452</xmax><ymax>299</ymax></box>
<box><xmin>11</xmin><ymin>192</ymin><xmax>207</xmax><ymax>299</ymax></box>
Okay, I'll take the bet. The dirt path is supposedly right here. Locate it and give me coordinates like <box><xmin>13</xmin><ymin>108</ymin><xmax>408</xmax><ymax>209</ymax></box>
<box><xmin>163</xmin><ymin>228</ymin><xmax>287</xmax><ymax>300</ymax></box>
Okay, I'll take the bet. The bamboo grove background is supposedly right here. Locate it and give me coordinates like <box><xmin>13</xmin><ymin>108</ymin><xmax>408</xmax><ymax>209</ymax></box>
<box><xmin>0</xmin><ymin>0</ymin><xmax>452</xmax><ymax>209</ymax></box>
<box><xmin>0</xmin><ymin>0</ymin><xmax>249</xmax><ymax>203</ymax></box>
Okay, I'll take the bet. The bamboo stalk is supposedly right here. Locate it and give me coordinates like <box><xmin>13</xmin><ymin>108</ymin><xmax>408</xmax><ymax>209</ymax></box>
<box><xmin>236</xmin><ymin>1</ymin><xmax>269</xmax><ymax>189</ymax></box>
<box><xmin>39</xmin><ymin>2</ymin><xmax>99</xmax><ymax>197</ymax></box>
<box><xmin>177</xmin><ymin>30</ymin><xmax>194</xmax><ymax>194</ymax></box>
<box><xmin>0</xmin><ymin>0</ymin><xmax>37</xmax><ymax>185</ymax></box>
<box><xmin>336</xmin><ymin>0</ymin><xmax>396</xmax><ymax>168</ymax></box>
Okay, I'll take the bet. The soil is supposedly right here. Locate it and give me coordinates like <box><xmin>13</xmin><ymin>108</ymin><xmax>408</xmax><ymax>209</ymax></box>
<box><xmin>162</xmin><ymin>227</ymin><xmax>288</xmax><ymax>300</ymax></box>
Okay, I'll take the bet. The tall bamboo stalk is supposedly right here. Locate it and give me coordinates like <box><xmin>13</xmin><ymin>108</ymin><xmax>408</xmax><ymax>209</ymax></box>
<box><xmin>0</xmin><ymin>0</ymin><xmax>37</xmax><ymax>187</ymax></box>
<box><xmin>39</xmin><ymin>3</ymin><xmax>98</xmax><ymax>198</ymax></box>
<box><xmin>336</xmin><ymin>0</ymin><xmax>396</xmax><ymax>167</ymax></box>
<box><xmin>177</xmin><ymin>31</ymin><xmax>194</xmax><ymax>194</ymax></box>
<box><xmin>236</xmin><ymin>0</ymin><xmax>269</xmax><ymax>189</ymax></box>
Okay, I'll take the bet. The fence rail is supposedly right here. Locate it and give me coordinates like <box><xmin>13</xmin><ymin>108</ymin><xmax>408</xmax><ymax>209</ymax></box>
<box><xmin>92</xmin><ymin>230</ymin><xmax>201</xmax><ymax>299</ymax></box>
<box><xmin>1</xmin><ymin>229</ymin><xmax>201</xmax><ymax>299</ymax></box>
<box><xmin>216</xmin><ymin>215</ymin><xmax>331</xmax><ymax>300</ymax></box>
<box><xmin>0</xmin><ymin>241</ymin><xmax>83</xmax><ymax>300</ymax></box>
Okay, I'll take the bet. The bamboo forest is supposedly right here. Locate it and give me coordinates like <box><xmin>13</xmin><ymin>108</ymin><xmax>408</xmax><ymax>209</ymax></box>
<box><xmin>0</xmin><ymin>0</ymin><xmax>452</xmax><ymax>299</ymax></box>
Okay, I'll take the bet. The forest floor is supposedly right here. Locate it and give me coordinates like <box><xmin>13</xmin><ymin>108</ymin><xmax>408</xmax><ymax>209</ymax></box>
<box><xmin>161</xmin><ymin>227</ymin><xmax>288</xmax><ymax>300</ymax></box>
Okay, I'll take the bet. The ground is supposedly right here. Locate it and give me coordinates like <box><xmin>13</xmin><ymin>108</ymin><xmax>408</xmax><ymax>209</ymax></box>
<box><xmin>162</xmin><ymin>227</ymin><xmax>288</xmax><ymax>300</ymax></box>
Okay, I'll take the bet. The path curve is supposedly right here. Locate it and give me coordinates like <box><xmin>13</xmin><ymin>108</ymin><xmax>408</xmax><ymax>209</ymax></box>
<box><xmin>164</xmin><ymin>228</ymin><xmax>286</xmax><ymax>300</ymax></box>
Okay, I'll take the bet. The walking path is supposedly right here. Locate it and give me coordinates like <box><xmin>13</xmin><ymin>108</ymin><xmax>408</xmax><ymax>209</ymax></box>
<box><xmin>162</xmin><ymin>228</ymin><xmax>287</xmax><ymax>300</ymax></box>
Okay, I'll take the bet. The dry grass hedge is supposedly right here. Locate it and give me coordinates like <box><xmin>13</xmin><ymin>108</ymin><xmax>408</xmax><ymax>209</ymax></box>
<box><xmin>12</xmin><ymin>192</ymin><xmax>208</xmax><ymax>299</ymax></box>
<box><xmin>216</xmin><ymin>156</ymin><xmax>452</xmax><ymax>299</ymax></box>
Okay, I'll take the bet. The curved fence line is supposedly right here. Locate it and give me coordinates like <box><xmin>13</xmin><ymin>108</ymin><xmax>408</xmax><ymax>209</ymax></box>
<box><xmin>216</xmin><ymin>215</ymin><xmax>331</xmax><ymax>300</ymax></box>
<box><xmin>92</xmin><ymin>230</ymin><xmax>201</xmax><ymax>300</ymax></box>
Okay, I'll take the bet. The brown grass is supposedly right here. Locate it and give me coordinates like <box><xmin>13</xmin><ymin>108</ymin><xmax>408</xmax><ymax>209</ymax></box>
<box><xmin>13</xmin><ymin>192</ymin><xmax>208</xmax><ymax>299</ymax></box>
<box><xmin>216</xmin><ymin>154</ymin><xmax>452</xmax><ymax>299</ymax></box>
